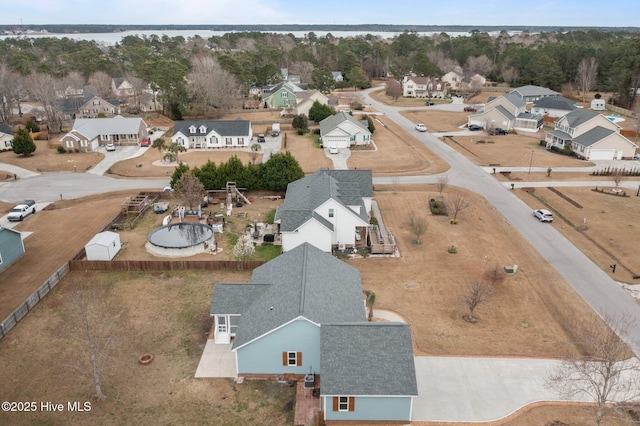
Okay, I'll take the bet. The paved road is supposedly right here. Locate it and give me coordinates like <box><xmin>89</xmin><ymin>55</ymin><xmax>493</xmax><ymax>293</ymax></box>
<box><xmin>362</xmin><ymin>87</ymin><xmax>640</xmax><ymax>357</ymax></box>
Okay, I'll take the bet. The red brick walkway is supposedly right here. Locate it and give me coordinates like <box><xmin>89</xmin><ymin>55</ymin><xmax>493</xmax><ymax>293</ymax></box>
<box><xmin>293</xmin><ymin>376</ymin><xmax>322</xmax><ymax>425</ymax></box>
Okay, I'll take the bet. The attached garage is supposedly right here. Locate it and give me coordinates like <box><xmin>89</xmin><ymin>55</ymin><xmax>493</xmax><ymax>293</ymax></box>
<box><xmin>587</xmin><ymin>149</ymin><xmax>616</xmax><ymax>160</ymax></box>
<box><xmin>85</xmin><ymin>231</ymin><xmax>121</xmax><ymax>261</ymax></box>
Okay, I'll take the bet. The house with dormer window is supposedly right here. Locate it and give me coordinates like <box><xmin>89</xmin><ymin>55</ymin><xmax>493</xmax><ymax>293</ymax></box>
<box><xmin>468</xmin><ymin>91</ymin><xmax>543</xmax><ymax>132</ymax></box>
<box><xmin>545</xmin><ymin>108</ymin><xmax>637</xmax><ymax>160</ymax></box>
<box><xmin>262</xmin><ymin>82</ymin><xmax>307</xmax><ymax>109</ymax></box>
<box><xmin>402</xmin><ymin>75</ymin><xmax>449</xmax><ymax>99</ymax></box>
<box><xmin>58</xmin><ymin>94</ymin><xmax>121</xmax><ymax>119</ymax></box>
<box><xmin>171</xmin><ymin>119</ymin><xmax>253</xmax><ymax>150</ymax></box>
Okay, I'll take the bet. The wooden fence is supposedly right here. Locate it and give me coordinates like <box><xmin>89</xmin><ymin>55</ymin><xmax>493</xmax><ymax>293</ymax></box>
<box><xmin>0</xmin><ymin>262</ymin><xmax>70</xmax><ymax>340</ymax></box>
<box><xmin>69</xmin><ymin>259</ymin><xmax>266</xmax><ymax>272</ymax></box>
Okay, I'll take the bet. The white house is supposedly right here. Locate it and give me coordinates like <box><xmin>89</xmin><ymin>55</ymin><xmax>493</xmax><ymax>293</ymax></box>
<box><xmin>295</xmin><ymin>90</ymin><xmax>330</xmax><ymax>117</ymax></box>
<box><xmin>319</xmin><ymin>111</ymin><xmax>372</xmax><ymax>149</ymax></box>
<box><xmin>0</xmin><ymin>122</ymin><xmax>14</xmax><ymax>150</ymax></box>
<box><xmin>171</xmin><ymin>119</ymin><xmax>253</xmax><ymax>149</ymax></box>
<box><xmin>332</xmin><ymin>71</ymin><xmax>343</xmax><ymax>82</ymax></box>
<box><xmin>531</xmin><ymin>96</ymin><xmax>577</xmax><ymax>118</ymax></box>
<box><xmin>274</xmin><ymin>169</ymin><xmax>373</xmax><ymax>253</ymax></box>
<box><xmin>85</xmin><ymin>231</ymin><xmax>121</xmax><ymax>261</ymax></box>
<box><xmin>468</xmin><ymin>92</ymin><xmax>543</xmax><ymax>132</ymax></box>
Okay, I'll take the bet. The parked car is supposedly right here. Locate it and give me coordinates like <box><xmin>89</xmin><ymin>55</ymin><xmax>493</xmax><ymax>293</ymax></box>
<box><xmin>257</xmin><ymin>134</ymin><xmax>266</xmax><ymax>143</ymax></box>
<box><xmin>8</xmin><ymin>202</ymin><xmax>36</xmax><ymax>221</ymax></box>
<box><xmin>464</xmin><ymin>106</ymin><xmax>476</xmax><ymax>112</ymax></box>
<box><xmin>415</xmin><ymin>123</ymin><xmax>427</xmax><ymax>132</ymax></box>
<box><xmin>329</xmin><ymin>146</ymin><xmax>339</xmax><ymax>154</ymax></box>
<box><xmin>634</xmin><ymin>154</ymin><xmax>640</xmax><ymax>160</ymax></box>
<box><xmin>106</xmin><ymin>143</ymin><xmax>116</xmax><ymax>151</ymax></box>
<box><xmin>140</xmin><ymin>136</ymin><xmax>151</xmax><ymax>147</ymax></box>
<box><xmin>468</xmin><ymin>124</ymin><xmax>482</xmax><ymax>131</ymax></box>
<box><xmin>495</xmin><ymin>128</ymin><xmax>509</xmax><ymax>135</ymax></box>
<box><xmin>533</xmin><ymin>209</ymin><xmax>553</xmax><ymax>222</ymax></box>
<box><xmin>425</xmin><ymin>100</ymin><xmax>434</xmax><ymax>106</ymax></box>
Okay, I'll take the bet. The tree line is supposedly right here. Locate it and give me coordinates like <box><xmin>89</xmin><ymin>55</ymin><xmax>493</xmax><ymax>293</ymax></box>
<box><xmin>1</xmin><ymin>29</ymin><xmax>639</xmax><ymax>124</ymax></box>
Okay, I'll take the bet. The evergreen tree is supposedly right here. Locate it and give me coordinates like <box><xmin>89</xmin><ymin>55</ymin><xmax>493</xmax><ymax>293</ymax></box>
<box><xmin>12</xmin><ymin>128</ymin><xmax>36</xmax><ymax>156</ymax></box>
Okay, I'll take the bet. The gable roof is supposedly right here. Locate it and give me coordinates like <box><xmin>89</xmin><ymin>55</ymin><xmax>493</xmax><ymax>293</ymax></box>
<box><xmin>263</xmin><ymin>82</ymin><xmax>306</xmax><ymax>96</ymax></box>
<box><xmin>173</xmin><ymin>119</ymin><xmax>251</xmax><ymax>137</ymax></box>
<box><xmin>533</xmin><ymin>96</ymin><xmax>577</xmax><ymax>111</ymax></box>
<box><xmin>58</xmin><ymin>93</ymin><xmax>120</xmax><ymax>115</ymax></box>
<box><xmin>211</xmin><ymin>283</ymin><xmax>271</xmax><ymax>315</ymax></box>
<box><xmin>510</xmin><ymin>85</ymin><xmax>559</xmax><ymax>99</ymax></box>
<box><xmin>274</xmin><ymin>169</ymin><xmax>372</xmax><ymax>232</ymax></box>
<box><xmin>71</xmin><ymin>117</ymin><xmax>145</xmax><ymax>139</ymax></box>
<box><xmin>321</xmin><ymin>323</ymin><xmax>418</xmax><ymax>396</ymax></box>
<box><xmin>86</xmin><ymin>231</ymin><xmax>119</xmax><ymax>247</ymax></box>
<box><xmin>230</xmin><ymin>243</ymin><xmax>366</xmax><ymax>349</ymax></box>
<box><xmin>320</xmin><ymin>111</ymin><xmax>370</xmax><ymax>138</ymax></box>
<box><xmin>573</xmin><ymin>126</ymin><xmax>618</xmax><ymax>147</ymax></box>
<box><xmin>0</xmin><ymin>122</ymin><xmax>13</xmax><ymax>136</ymax></box>
<box><xmin>558</xmin><ymin>108</ymin><xmax>601</xmax><ymax>128</ymax></box>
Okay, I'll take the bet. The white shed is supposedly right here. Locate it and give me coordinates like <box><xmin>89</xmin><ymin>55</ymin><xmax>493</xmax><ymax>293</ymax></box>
<box><xmin>85</xmin><ymin>231</ymin><xmax>121</xmax><ymax>261</ymax></box>
<box><xmin>590</xmin><ymin>99</ymin><xmax>606</xmax><ymax>110</ymax></box>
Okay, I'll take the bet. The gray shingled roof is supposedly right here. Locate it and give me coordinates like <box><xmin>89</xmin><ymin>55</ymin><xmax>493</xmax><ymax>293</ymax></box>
<box><xmin>511</xmin><ymin>85</ymin><xmax>559</xmax><ymax>99</ymax></box>
<box><xmin>72</xmin><ymin>117</ymin><xmax>144</xmax><ymax>139</ymax></box>
<box><xmin>319</xmin><ymin>111</ymin><xmax>370</xmax><ymax>138</ymax></box>
<box><xmin>210</xmin><ymin>283</ymin><xmax>271</xmax><ymax>315</ymax></box>
<box><xmin>502</xmin><ymin>92</ymin><xmax>527</xmax><ymax>109</ymax></box>
<box><xmin>0</xmin><ymin>122</ymin><xmax>13</xmax><ymax>136</ymax></box>
<box><xmin>559</xmin><ymin>108</ymin><xmax>600</xmax><ymax>128</ymax></box>
<box><xmin>59</xmin><ymin>94</ymin><xmax>120</xmax><ymax>115</ymax></box>
<box><xmin>321</xmin><ymin>323</ymin><xmax>418</xmax><ymax>396</ymax></box>
<box><xmin>532</xmin><ymin>96</ymin><xmax>577</xmax><ymax>111</ymax></box>
<box><xmin>493</xmin><ymin>105</ymin><xmax>515</xmax><ymax>121</ymax></box>
<box><xmin>274</xmin><ymin>169</ymin><xmax>372</xmax><ymax>232</ymax></box>
<box><xmin>173</xmin><ymin>120</ymin><xmax>250</xmax><ymax>137</ymax></box>
<box><xmin>573</xmin><ymin>126</ymin><xmax>616</xmax><ymax>147</ymax></box>
<box><xmin>231</xmin><ymin>243</ymin><xmax>366</xmax><ymax>349</ymax></box>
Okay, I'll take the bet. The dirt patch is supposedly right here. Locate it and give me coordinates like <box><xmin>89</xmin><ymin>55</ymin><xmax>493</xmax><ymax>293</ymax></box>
<box><xmin>516</xmin><ymin>186</ymin><xmax>640</xmax><ymax>283</ymax></box>
<box><xmin>0</xmin><ymin>139</ymin><xmax>104</xmax><ymax>173</ymax></box>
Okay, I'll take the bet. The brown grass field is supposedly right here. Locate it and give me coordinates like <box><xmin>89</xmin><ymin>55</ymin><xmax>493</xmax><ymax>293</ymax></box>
<box><xmin>0</xmin><ymin>140</ymin><xmax>104</xmax><ymax>173</ymax></box>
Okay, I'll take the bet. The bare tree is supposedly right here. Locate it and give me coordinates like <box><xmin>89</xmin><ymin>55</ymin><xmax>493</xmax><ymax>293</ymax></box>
<box><xmin>87</xmin><ymin>71</ymin><xmax>113</xmax><ymax>99</ymax></box>
<box><xmin>465</xmin><ymin>55</ymin><xmax>494</xmax><ymax>77</ymax></box>
<box><xmin>462</xmin><ymin>278</ymin><xmax>494</xmax><ymax>323</ymax></box>
<box><xmin>483</xmin><ymin>263</ymin><xmax>507</xmax><ymax>286</ymax></box>
<box><xmin>501</xmin><ymin>64</ymin><xmax>520</xmax><ymax>85</ymax></box>
<box><xmin>249</xmin><ymin>143</ymin><xmax>262</xmax><ymax>164</ymax></box>
<box><xmin>446</xmin><ymin>192</ymin><xmax>472</xmax><ymax>221</ymax></box>
<box><xmin>187</xmin><ymin>55</ymin><xmax>243</xmax><ymax>117</ymax></box>
<box><xmin>408</xmin><ymin>211</ymin><xmax>427</xmax><ymax>244</ymax></box>
<box><xmin>25</xmin><ymin>72</ymin><xmax>64</xmax><ymax>133</ymax></box>
<box><xmin>123</xmin><ymin>73</ymin><xmax>149</xmax><ymax>111</ymax></box>
<box><xmin>175</xmin><ymin>170</ymin><xmax>205</xmax><ymax>211</ymax></box>
<box><xmin>546</xmin><ymin>313</ymin><xmax>640</xmax><ymax>426</ymax></box>
<box><xmin>61</xmin><ymin>71</ymin><xmax>86</xmax><ymax>98</ymax></box>
<box><xmin>0</xmin><ymin>63</ymin><xmax>21</xmax><ymax>122</ymax></box>
<box><xmin>62</xmin><ymin>276</ymin><xmax>124</xmax><ymax>400</ymax></box>
<box><xmin>436</xmin><ymin>174</ymin><xmax>449</xmax><ymax>200</ymax></box>
<box><xmin>289</xmin><ymin>61</ymin><xmax>315</xmax><ymax>84</ymax></box>
<box><xmin>385</xmin><ymin>79</ymin><xmax>402</xmax><ymax>101</ymax></box>
<box><xmin>576</xmin><ymin>57</ymin><xmax>599</xmax><ymax>103</ymax></box>
<box><xmin>611</xmin><ymin>168</ymin><xmax>624</xmax><ymax>189</ymax></box>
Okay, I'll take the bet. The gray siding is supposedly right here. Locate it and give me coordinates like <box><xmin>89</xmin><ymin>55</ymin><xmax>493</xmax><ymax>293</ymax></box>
<box><xmin>0</xmin><ymin>229</ymin><xmax>24</xmax><ymax>272</ymax></box>
<box><xmin>324</xmin><ymin>396</ymin><xmax>413</xmax><ymax>421</ymax></box>
<box><xmin>236</xmin><ymin>318</ymin><xmax>320</xmax><ymax>374</ymax></box>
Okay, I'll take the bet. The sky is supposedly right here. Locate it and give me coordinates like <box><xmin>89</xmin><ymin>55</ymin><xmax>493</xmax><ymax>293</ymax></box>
<box><xmin>1</xmin><ymin>0</ymin><xmax>639</xmax><ymax>27</ymax></box>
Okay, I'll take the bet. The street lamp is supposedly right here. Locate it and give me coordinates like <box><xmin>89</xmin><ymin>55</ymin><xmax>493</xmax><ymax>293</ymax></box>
<box><xmin>528</xmin><ymin>150</ymin><xmax>534</xmax><ymax>174</ymax></box>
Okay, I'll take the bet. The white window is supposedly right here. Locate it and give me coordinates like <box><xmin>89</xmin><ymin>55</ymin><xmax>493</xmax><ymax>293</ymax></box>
<box><xmin>66</xmin><ymin>140</ymin><xmax>74</xmax><ymax>148</ymax></box>
<box><xmin>199</xmin><ymin>125</ymin><xmax>207</xmax><ymax>133</ymax></box>
<box><xmin>238</xmin><ymin>138</ymin><xmax>244</xmax><ymax>145</ymax></box>
<box><xmin>225</xmin><ymin>138</ymin><xmax>232</xmax><ymax>145</ymax></box>
<box><xmin>80</xmin><ymin>140</ymin><xmax>88</xmax><ymax>147</ymax></box>
<box><xmin>281</xmin><ymin>92</ymin><xmax>288</xmax><ymax>97</ymax></box>
<box><xmin>328</xmin><ymin>208</ymin><xmax>334</xmax><ymax>218</ymax></box>
<box><xmin>338</xmin><ymin>396</ymin><xmax>349</xmax><ymax>411</ymax></box>
<box><xmin>189</xmin><ymin>126</ymin><xmax>197</xmax><ymax>134</ymax></box>
<box><xmin>287</xmin><ymin>351</ymin><xmax>297</xmax><ymax>366</ymax></box>
<box><xmin>211</xmin><ymin>137</ymin><xmax>218</xmax><ymax>144</ymax></box>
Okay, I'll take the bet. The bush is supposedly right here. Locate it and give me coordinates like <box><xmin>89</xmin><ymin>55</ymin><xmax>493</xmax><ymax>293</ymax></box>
<box><xmin>429</xmin><ymin>199</ymin><xmax>448</xmax><ymax>215</ymax></box>
<box><xmin>25</xmin><ymin>119</ymin><xmax>40</xmax><ymax>132</ymax></box>
<box><xmin>57</xmin><ymin>145</ymin><xmax>67</xmax><ymax>154</ymax></box>
<box><xmin>297</xmin><ymin>128</ymin><xmax>305</xmax><ymax>135</ymax></box>
<box><xmin>313</xmin><ymin>128</ymin><xmax>321</xmax><ymax>135</ymax></box>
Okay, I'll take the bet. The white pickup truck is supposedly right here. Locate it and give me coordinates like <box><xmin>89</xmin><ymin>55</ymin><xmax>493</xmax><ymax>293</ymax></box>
<box><xmin>7</xmin><ymin>200</ymin><xmax>36</xmax><ymax>222</ymax></box>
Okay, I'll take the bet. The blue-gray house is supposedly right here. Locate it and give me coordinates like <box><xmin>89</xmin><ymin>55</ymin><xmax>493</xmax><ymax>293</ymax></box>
<box><xmin>206</xmin><ymin>243</ymin><xmax>418</xmax><ymax>422</ymax></box>
<box><xmin>0</xmin><ymin>227</ymin><xmax>24</xmax><ymax>272</ymax></box>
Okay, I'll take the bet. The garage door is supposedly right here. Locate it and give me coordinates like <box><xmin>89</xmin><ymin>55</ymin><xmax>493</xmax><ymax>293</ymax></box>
<box><xmin>588</xmin><ymin>149</ymin><xmax>615</xmax><ymax>160</ymax></box>
<box><xmin>323</xmin><ymin>137</ymin><xmax>349</xmax><ymax>149</ymax></box>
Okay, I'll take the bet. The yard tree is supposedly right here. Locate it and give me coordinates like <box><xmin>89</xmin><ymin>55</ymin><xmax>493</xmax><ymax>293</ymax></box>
<box><xmin>292</xmin><ymin>114</ymin><xmax>308</xmax><ymax>131</ymax></box>
<box><xmin>87</xmin><ymin>71</ymin><xmax>114</xmax><ymax>100</ymax></box>
<box><xmin>545</xmin><ymin>313</ymin><xmax>640</xmax><ymax>426</ymax></box>
<box><xmin>436</xmin><ymin>174</ymin><xmax>449</xmax><ymax>200</ymax></box>
<box><xmin>233</xmin><ymin>234</ymin><xmax>256</xmax><ymax>261</ymax></box>
<box><xmin>25</xmin><ymin>72</ymin><xmax>64</xmax><ymax>133</ymax></box>
<box><xmin>311</xmin><ymin>66</ymin><xmax>335</xmax><ymax>94</ymax></box>
<box><xmin>308</xmin><ymin>100</ymin><xmax>334</xmax><ymax>123</ymax></box>
<box><xmin>346</xmin><ymin>65</ymin><xmax>370</xmax><ymax>90</ymax></box>
<box><xmin>408</xmin><ymin>211</ymin><xmax>427</xmax><ymax>244</ymax></box>
<box><xmin>261</xmin><ymin>151</ymin><xmax>304</xmax><ymax>192</ymax></box>
<box><xmin>611</xmin><ymin>168</ymin><xmax>624</xmax><ymax>189</ymax></box>
<box><xmin>385</xmin><ymin>79</ymin><xmax>402</xmax><ymax>101</ymax></box>
<box><xmin>187</xmin><ymin>55</ymin><xmax>243</xmax><ymax>117</ymax></box>
<box><xmin>365</xmin><ymin>115</ymin><xmax>375</xmax><ymax>134</ymax></box>
<box><xmin>169</xmin><ymin>162</ymin><xmax>189</xmax><ymax>189</ymax></box>
<box><xmin>249</xmin><ymin>143</ymin><xmax>261</xmax><ymax>164</ymax></box>
<box><xmin>164</xmin><ymin>142</ymin><xmax>186</xmax><ymax>163</ymax></box>
<box><xmin>62</xmin><ymin>276</ymin><xmax>124</xmax><ymax>401</ymax></box>
<box><xmin>576</xmin><ymin>57</ymin><xmax>599</xmax><ymax>103</ymax></box>
<box><xmin>446</xmin><ymin>192</ymin><xmax>471</xmax><ymax>221</ymax></box>
<box><xmin>364</xmin><ymin>290</ymin><xmax>376</xmax><ymax>322</ymax></box>
<box><xmin>462</xmin><ymin>278</ymin><xmax>494</xmax><ymax>323</ymax></box>
<box><xmin>152</xmin><ymin>137</ymin><xmax>166</xmax><ymax>160</ymax></box>
<box><xmin>175</xmin><ymin>170</ymin><xmax>206</xmax><ymax>211</ymax></box>
<box><xmin>11</xmin><ymin>128</ymin><xmax>36</xmax><ymax>156</ymax></box>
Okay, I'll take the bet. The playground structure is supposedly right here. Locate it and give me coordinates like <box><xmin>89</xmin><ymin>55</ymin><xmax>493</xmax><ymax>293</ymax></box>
<box><xmin>225</xmin><ymin>182</ymin><xmax>251</xmax><ymax>216</ymax></box>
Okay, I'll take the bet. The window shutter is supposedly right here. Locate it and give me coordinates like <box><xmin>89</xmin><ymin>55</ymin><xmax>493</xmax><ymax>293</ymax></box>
<box><xmin>333</xmin><ymin>397</ymin><xmax>338</xmax><ymax>411</ymax></box>
<box><xmin>348</xmin><ymin>397</ymin><xmax>355</xmax><ymax>412</ymax></box>
<box><xmin>296</xmin><ymin>352</ymin><xmax>302</xmax><ymax>366</ymax></box>
<box><xmin>282</xmin><ymin>352</ymin><xmax>287</xmax><ymax>366</ymax></box>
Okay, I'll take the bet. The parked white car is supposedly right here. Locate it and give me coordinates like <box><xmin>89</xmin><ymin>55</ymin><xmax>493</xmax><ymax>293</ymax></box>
<box><xmin>533</xmin><ymin>209</ymin><xmax>553</xmax><ymax>222</ymax></box>
<box><xmin>329</xmin><ymin>146</ymin><xmax>339</xmax><ymax>154</ymax></box>
<box><xmin>415</xmin><ymin>123</ymin><xmax>427</xmax><ymax>132</ymax></box>
<box><xmin>106</xmin><ymin>143</ymin><xmax>116</xmax><ymax>151</ymax></box>
<box><xmin>8</xmin><ymin>202</ymin><xmax>36</xmax><ymax>221</ymax></box>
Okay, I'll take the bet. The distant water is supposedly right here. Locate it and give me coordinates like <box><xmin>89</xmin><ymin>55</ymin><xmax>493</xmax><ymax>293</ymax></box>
<box><xmin>0</xmin><ymin>29</ymin><xmax>515</xmax><ymax>45</ymax></box>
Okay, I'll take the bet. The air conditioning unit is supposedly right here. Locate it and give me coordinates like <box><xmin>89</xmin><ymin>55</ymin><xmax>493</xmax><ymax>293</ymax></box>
<box><xmin>338</xmin><ymin>244</ymin><xmax>345</xmax><ymax>251</ymax></box>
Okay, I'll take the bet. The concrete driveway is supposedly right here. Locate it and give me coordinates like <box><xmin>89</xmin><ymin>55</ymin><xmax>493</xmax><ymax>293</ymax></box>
<box><xmin>411</xmin><ymin>356</ymin><xmax>584</xmax><ymax>422</ymax></box>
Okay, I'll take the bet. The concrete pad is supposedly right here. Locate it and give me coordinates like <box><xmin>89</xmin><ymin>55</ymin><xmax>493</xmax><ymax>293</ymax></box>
<box><xmin>411</xmin><ymin>356</ymin><xmax>588</xmax><ymax>422</ymax></box>
<box><xmin>194</xmin><ymin>340</ymin><xmax>236</xmax><ymax>378</ymax></box>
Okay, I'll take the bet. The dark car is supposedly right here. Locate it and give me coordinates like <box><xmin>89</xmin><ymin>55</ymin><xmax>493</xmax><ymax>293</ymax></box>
<box><xmin>495</xmin><ymin>128</ymin><xmax>509</xmax><ymax>135</ymax></box>
<box><xmin>468</xmin><ymin>124</ymin><xmax>482</xmax><ymax>131</ymax></box>
<box><xmin>257</xmin><ymin>134</ymin><xmax>266</xmax><ymax>142</ymax></box>
<box><xmin>464</xmin><ymin>106</ymin><xmax>476</xmax><ymax>112</ymax></box>
<box><xmin>425</xmin><ymin>100</ymin><xmax>434</xmax><ymax>106</ymax></box>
